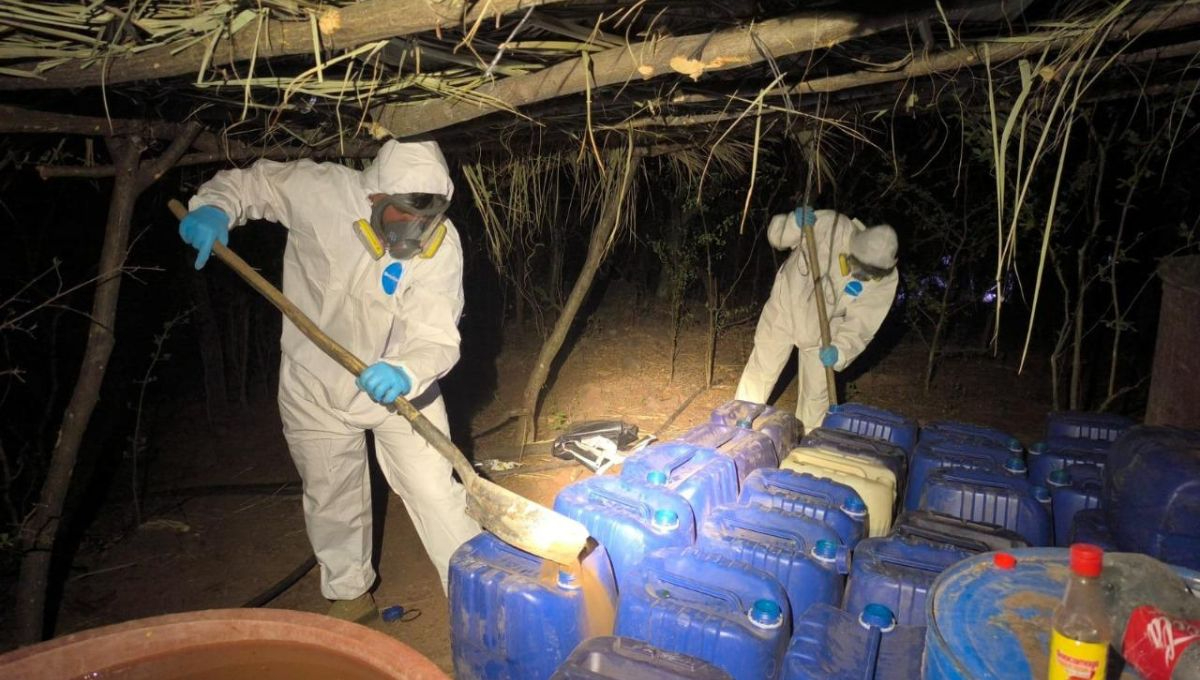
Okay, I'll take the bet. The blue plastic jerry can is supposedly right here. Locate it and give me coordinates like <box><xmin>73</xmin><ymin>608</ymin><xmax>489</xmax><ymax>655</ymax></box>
<box><xmin>1047</xmin><ymin>465</ymin><xmax>1102</xmax><ymax>547</ymax></box>
<box><xmin>782</xmin><ymin>604</ymin><xmax>925</xmax><ymax>680</ymax></box>
<box><xmin>620</xmin><ymin>442</ymin><xmax>740</xmax><ymax>525</ymax></box>
<box><xmin>891</xmin><ymin>510</ymin><xmax>1030</xmax><ymax>552</ymax></box>
<box><xmin>843</xmin><ymin>535</ymin><xmax>972</xmax><ymax>627</ymax></box>
<box><xmin>553</xmin><ymin>476</ymin><xmax>695</xmax><ymax>589</ymax></box>
<box><xmin>709</xmin><ymin>401</ymin><xmax>798</xmax><ymax>465</ymax></box>
<box><xmin>905</xmin><ymin>439</ymin><xmax>1017</xmax><ymax>512</ymax></box>
<box><xmin>717</xmin><ymin>428</ymin><xmax>780</xmax><ymax>486</ymax></box>
<box><xmin>449</xmin><ymin>532</ymin><xmax>618</xmax><ymax>680</ymax></box>
<box><xmin>550</xmin><ymin>636</ymin><xmax>732</xmax><ymax>679</ymax></box>
<box><xmin>698</xmin><ymin>504</ymin><xmax>850</xmax><ymax>619</ymax></box>
<box><xmin>1044</xmin><ymin>410</ymin><xmax>1134</xmax><ymax>442</ymax></box>
<box><xmin>917</xmin><ymin>465</ymin><xmax>1053</xmax><ymax>546</ymax></box>
<box><xmin>615</xmin><ymin>547</ymin><xmax>791</xmax><ymax>680</ymax></box>
<box><xmin>673</xmin><ymin>422</ymin><xmax>739</xmax><ymax>450</ymax></box>
<box><xmin>920</xmin><ymin>420</ymin><xmax>1024</xmax><ymax>454</ymax></box>
<box><xmin>739</xmin><ymin>468</ymin><xmax>868</xmax><ymax>548</ymax></box>
<box><xmin>821</xmin><ymin>403</ymin><xmax>919</xmax><ymax>457</ymax></box>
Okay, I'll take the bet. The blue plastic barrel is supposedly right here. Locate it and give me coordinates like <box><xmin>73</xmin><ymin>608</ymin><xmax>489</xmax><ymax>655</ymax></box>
<box><xmin>1044</xmin><ymin>410</ymin><xmax>1134</xmax><ymax>442</ymax></box>
<box><xmin>553</xmin><ymin>476</ymin><xmax>695</xmax><ymax>588</ymax></box>
<box><xmin>615</xmin><ymin>547</ymin><xmax>790</xmax><ymax>680</ymax></box>
<box><xmin>739</xmin><ymin>468</ymin><xmax>868</xmax><ymax>548</ymax></box>
<box><xmin>674</xmin><ymin>422</ymin><xmax>738</xmax><ymax>450</ymax></box>
<box><xmin>621</xmin><ymin>442</ymin><xmax>740</xmax><ymax>524</ymax></box>
<box><xmin>449</xmin><ymin>532</ymin><xmax>618</xmax><ymax>680</ymax></box>
<box><xmin>917</xmin><ymin>467</ymin><xmax>1053</xmax><ymax>546</ymax></box>
<box><xmin>1104</xmin><ymin>425</ymin><xmax>1200</xmax><ymax>569</ymax></box>
<box><xmin>821</xmin><ymin>403</ymin><xmax>919</xmax><ymax>457</ymax></box>
<box><xmin>891</xmin><ymin>510</ymin><xmax>1030</xmax><ymax>552</ymax></box>
<box><xmin>717</xmin><ymin>428</ymin><xmax>780</xmax><ymax>485</ymax></box>
<box><xmin>843</xmin><ymin>535</ymin><xmax>972</xmax><ymax>626</ymax></box>
<box><xmin>698</xmin><ymin>505</ymin><xmax>849</xmax><ymax>620</ymax></box>
<box><xmin>1026</xmin><ymin>435</ymin><xmax>1108</xmax><ymax>487</ymax></box>
<box><xmin>782</xmin><ymin>604</ymin><xmax>925</xmax><ymax>680</ymax></box>
<box><xmin>800</xmin><ymin>427</ymin><xmax>908</xmax><ymax>496</ymax></box>
<box><xmin>905</xmin><ymin>439</ymin><xmax>1015</xmax><ymax>511</ymax></box>
<box><xmin>923</xmin><ymin>548</ymin><xmax>1200</xmax><ymax>679</ymax></box>
<box><xmin>1048</xmin><ymin>465</ymin><xmax>1102</xmax><ymax>547</ymax></box>
<box><xmin>550</xmin><ymin>636</ymin><xmax>732</xmax><ymax>680</ymax></box>
<box><xmin>1067</xmin><ymin>508</ymin><xmax>1118</xmax><ymax>551</ymax></box>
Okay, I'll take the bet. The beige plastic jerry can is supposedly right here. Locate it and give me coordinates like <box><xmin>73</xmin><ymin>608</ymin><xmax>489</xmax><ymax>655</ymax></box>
<box><xmin>782</xmin><ymin>447</ymin><xmax>896</xmax><ymax>536</ymax></box>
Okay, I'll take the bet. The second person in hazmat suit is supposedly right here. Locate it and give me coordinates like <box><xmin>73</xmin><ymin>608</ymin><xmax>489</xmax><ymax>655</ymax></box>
<box><xmin>177</xmin><ymin>140</ymin><xmax>481</xmax><ymax>623</ymax></box>
<box><xmin>735</xmin><ymin>206</ymin><xmax>900</xmax><ymax>430</ymax></box>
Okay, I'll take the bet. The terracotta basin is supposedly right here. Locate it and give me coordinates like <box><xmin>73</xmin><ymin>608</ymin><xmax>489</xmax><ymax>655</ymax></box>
<box><xmin>0</xmin><ymin>608</ymin><xmax>449</xmax><ymax>679</ymax></box>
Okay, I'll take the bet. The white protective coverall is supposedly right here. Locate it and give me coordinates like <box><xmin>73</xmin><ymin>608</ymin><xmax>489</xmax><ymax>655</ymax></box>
<box><xmin>190</xmin><ymin>140</ymin><xmax>481</xmax><ymax>599</ymax></box>
<box><xmin>735</xmin><ymin>209</ymin><xmax>899</xmax><ymax>430</ymax></box>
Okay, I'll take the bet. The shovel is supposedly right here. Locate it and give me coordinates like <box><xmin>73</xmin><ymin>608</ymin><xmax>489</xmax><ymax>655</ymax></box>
<box><xmin>169</xmin><ymin>199</ymin><xmax>589</xmax><ymax>566</ymax></box>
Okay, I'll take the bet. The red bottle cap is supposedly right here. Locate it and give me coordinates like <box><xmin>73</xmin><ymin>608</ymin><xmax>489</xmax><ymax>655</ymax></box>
<box><xmin>993</xmin><ymin>552</ymin><xmax>1017</xmax><ymax>570</ymax></box>
<box><xmin>1069</xmin><ymin>543</ymin><xmax>1104</xmax><ymax>578</ymax></box>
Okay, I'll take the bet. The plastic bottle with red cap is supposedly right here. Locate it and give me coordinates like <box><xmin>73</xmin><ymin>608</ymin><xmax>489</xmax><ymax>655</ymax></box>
<box><xmin>1048</xmin><ymin>543</ymin><xmax>1112</xmax><ymax>680</ymax></box>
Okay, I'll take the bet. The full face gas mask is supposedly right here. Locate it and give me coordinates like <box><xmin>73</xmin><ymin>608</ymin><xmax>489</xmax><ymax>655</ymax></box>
<box><xmin>840</xmin><ymin>253</ymin><xmax>895</xmax><ymax>281</ymax></box>
<box><xmin>354</xmin><ymin>192</ymin><xmax>450</xmax><ymax>260</ymax></box>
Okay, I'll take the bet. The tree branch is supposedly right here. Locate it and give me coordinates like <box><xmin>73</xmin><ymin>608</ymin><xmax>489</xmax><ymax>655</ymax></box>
<box><xmin>0</xmin><ymin>0</ymin><xmax>563</xmax><ymax>91</ymax></box>
<box><xmin>373</xmin><ymin>3</ymin><xmax>1008</xmax><ymax>137</ymax></box>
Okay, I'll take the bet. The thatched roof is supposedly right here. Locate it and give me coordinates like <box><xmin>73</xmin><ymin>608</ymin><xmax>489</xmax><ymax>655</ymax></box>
<box><xmin>2</xmin><ymin>0</ymin><xmax>1199</xmax><ymax>162</ymax></box>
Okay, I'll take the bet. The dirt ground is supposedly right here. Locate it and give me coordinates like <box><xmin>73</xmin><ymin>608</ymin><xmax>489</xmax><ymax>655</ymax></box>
<box><xmin>44</xmin><ymin>289</ymin><xmax>1052</xmax><ymax>675</ymax></box>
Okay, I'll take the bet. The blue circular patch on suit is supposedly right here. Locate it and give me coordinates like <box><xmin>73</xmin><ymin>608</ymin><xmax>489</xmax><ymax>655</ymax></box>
<box><xmin>844</xmin><ymin>280</ymin><xmax>864</xmax><ymax>297</ymax></box>
<box><xmin>381</xmin><ymin>262</ymin><xmax>404</xmax><ymax>295</ymax></box>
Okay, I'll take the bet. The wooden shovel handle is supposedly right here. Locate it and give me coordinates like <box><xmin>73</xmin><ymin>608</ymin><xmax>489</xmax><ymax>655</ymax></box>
<box><xmin>800</xmin><ymin>222</ymin><xmax>838</xmax><ymax>406</ymax></box>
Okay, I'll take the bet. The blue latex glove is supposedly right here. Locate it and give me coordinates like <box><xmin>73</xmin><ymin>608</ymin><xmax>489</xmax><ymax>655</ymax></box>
<box><xmin>819</xmin><ymin>345</ymin><xmax>839</xmax><ymax>368</ymax></box>
<box><xmin>356</xmin><ymin>362</ymin><xmax>411</xmax><ymax>404</ymax></box>
<box><xmin>793</xmin><ymin>206</ymin><xmax>817</xmax><ymax>229</ymax></box>
<box><xmin>179</xmin><ymin>205</ymin><xmax>230</xmax><ymax>270</ymax></box>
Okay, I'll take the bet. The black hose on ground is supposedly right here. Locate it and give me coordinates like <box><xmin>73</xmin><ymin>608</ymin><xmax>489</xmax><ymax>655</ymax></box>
<box><xmin>242</xmin><ymin>553</ymin><xmax>318</xmax><ymax>608</ymax></box>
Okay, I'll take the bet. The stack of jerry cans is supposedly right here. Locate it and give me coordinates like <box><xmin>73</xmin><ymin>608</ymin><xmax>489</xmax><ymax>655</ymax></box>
<box><xmin>821</xmin><ymin>403</ymin><xmax>919</xmax><ymax>458</ymax></box>
<box><xmin>781</xmin><ymin>446</ymin><xmax>895</xmax><ymax>537</ymax></box>
<box><xmin>1046</xmin><ymin>465</ymin><xmax>1101</xmax><ymax>547</ymax></box>
<box><xmin>710</xmin><ymin>399</ymin><xmax>800</xmax><ymax>465</ymax></box>
<box><xmin>615</xmin><ymin>547</ymin><xmax>791</xmax><ymax>680</ymax></box>
<box><xmin>842</xmin><ymin>534</ymin><xmax>973</xmax><ymax>626</ymax></box>
<box><xmin>449</xmin><ymin>533</ymin><xmax>619</xmax><ymax>680</ymax></box>
<box><xmin>739</xmin><ymin>468</ymin><xmax>868</xmax><ymax>549</ymax></box>
<box><xmin>551</xmin><ymin>637</ymin><xmax>732</xmax><ymax>680</ymax></box>
<box><xmin>781</xmin><ymin>604</ymin><xmax>925</xmax><ymax>680</ymax></box>
<box><xmin>1103</xmin><ymin>425</ymin><xmax>1200</xmax><ymax>569</ymax></box>
<box><xmin>698</xmin><ymin>504</ymin><xmax>851</xmax><ymax>623</ymax></box>
<box><xmin>553</xmin><ymin>476</ymin><xmax>695</xmax><ymax>589</ymax></box>
<box><xmin>800</xmin><ymin>427</ymin><xmax>908</xmax><ymax>504</ymax></box>
<box><xmin>620</xmin><ymin>441</ymin><xmax>739</xmax><ymax>526</ymax></box>
<box><xmin>916</xmin><ymin>465</ymin><xmax>1053</xmax><ymax>546</ymax></box>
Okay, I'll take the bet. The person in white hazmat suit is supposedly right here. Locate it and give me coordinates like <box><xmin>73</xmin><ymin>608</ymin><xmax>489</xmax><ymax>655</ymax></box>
<box><xmin>177</xmin><ymin>140</ymin><xmax>481</xmax><ymax>623</ymax></box>
<box><xmin>735</xmin><ymin>206</ymin><xmax>900</xmax><ymax>431</ymax></box>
